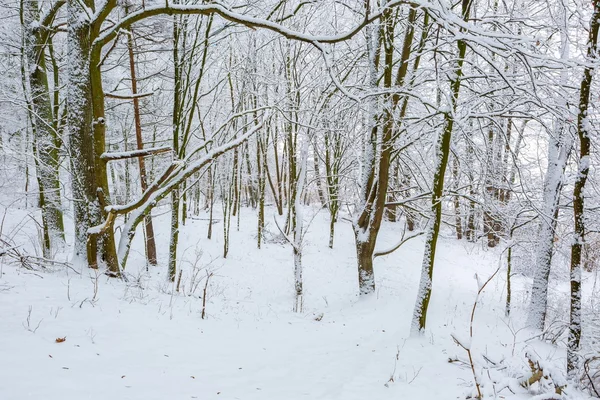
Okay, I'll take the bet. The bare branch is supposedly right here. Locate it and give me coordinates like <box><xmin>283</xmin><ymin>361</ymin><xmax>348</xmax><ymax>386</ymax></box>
<box><xmin>100</xmin><ymin>146</ymin><xmax>172</xmax><ymax>162</ymax></box>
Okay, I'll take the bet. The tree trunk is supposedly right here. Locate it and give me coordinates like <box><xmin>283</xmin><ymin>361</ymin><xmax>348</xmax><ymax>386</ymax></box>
<box><xmin>126</xmin><ymin>21</ymin><xmax>158</xmax><ymax>266</ymax></box>
<box><xmin>292</xmin><ymin>138</ymin><xmax>309</xmax><ymax>312</ymax></box>
<box><xmin>90</xmin><ymin>24</ymin><xmax>119</xmax><ymax>274</ymax></box>
<box><xmin>354</xmin><ymin>5</ymin><xmax>417</xmax><ymax>295</ymax></box>
<box><xmin>528</xmin><ymin>4</ymin><xmax>574</xmax><ymax>331</ymax></box>
<box><xmin>67</xmin><ymin>0</ymin><xmax>101</xmax><ymax>268</ymax></box>
<box><xmin>412</xmin><ymin>0</ymin><xmax>471</xmax><ymax>333</ymax></box>
<box><xmin>257</xmin><ymin>133</ymin><xmax>266</xmax><ymax>249</ymax></box>
<box><xmin>21</xmin><ymin>0</ymin><xmax>65</xmax><ymax>257</ymax></box>
<box><xmin>568</xmin><ymin>0</ymin><xmax>599</xmax><ymax>375</ymax></box>
<box><xmin>313</xmin><ymin>139</ymin><xmax>327</xmax><ymax>209</ymax></box>
<box><xmin>168</xmin><ymin>190</ymin><xmax>179</xmax><ymax>282</ymax></box>
<box><xmin>452</xmin><ymin>154</ymin><xmax>463</xmax><ymax>239</ymax></box>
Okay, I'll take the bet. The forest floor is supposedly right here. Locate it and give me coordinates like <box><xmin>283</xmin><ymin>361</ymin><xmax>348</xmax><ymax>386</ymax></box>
<box><xmin>0</xmin><ymin>205</ymin><xmax>596</xmax><ymax>399</ymax></box>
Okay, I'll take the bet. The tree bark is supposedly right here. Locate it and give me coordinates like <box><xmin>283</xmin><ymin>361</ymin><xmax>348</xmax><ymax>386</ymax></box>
<box><xmin>126</xmin><ymin>18</ymin><xmax>158</xmax><ymax>266</ymax></box>
<box><xmin>528</xmin><ymin>3</ymin><xmax>574</xmax><ymax>331</ymax></box>
<box><xmin>412</xmin><ymin>0</ymin><xmax>471</xmax><ymax>333</ymax></box>
<box><xmin>568</xmin><ymin>0</ymin><xmax>599</xmax><ymax>375</ymax></box>
<box><xmin>21</xmin><ymin>0</ymin><xmax>66</xmax><ymax>257</ymax></box>
<box><xmin>67</xmin><ymin>0</ymin><xmax>100</xmax><ymax>268</ymax></box>
<box><xmin>353</xmin><ymin>5</ymin><xmax>418</xmax><ymax>295</ymax></box>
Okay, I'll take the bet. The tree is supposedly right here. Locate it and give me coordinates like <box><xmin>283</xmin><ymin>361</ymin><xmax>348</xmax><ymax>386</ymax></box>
<box><xmin>412</xmin><ymin>0</ymin><xmax>473</xmax><ymax>332</ymax></box>
<box><xmin>568</xmin><ymin>0</ymin><xmax>600</xmax><ymax>376</ymax></box>
<box><xmin>62</xmin><ymin>0</ymin><xmax>401</xmax><ymax>274</ymax></box>
<box><xmin>353</xmin><ymin>3</ymin><xmax>420</xmax><ymax>295</ymax></box>
<box><xmin>528</xmin><ymin>0</ymin><xmax>575</xmax><ymax>330</ymax></box>
<box><xmin>20</xmin><ymin>0</ymin><xmax>66</xmax><ymax>257</ymax></box>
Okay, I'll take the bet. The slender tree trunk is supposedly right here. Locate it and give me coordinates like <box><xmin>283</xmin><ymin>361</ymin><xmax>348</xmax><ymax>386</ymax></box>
<box><xmin>207</xmin><ymin>166</ymin><xmax>214</xmax><ymax>240</ymax></box>
<box><xmin>313</xmin><ymin>139</ymin><xmax>327</xmax><ymax>208</ymax></box>
<box><xmin>465</xmin><ymin>126</ymin><xmax>476</xmax><ymax>241</ymax></box>
<box><xmin>169</xmin><ymin>14</ymin><xmax>183</xmax><ymax>281</ymax></box>
<box><xmin>528</xmin><ymin>3</ymin><xmax>574</xmax><ymax>331</ymax></box>
<box><xmin>354</xmin><ymin>5</ymin><xmax>417</xmax><ymax>295</ymax></box>
<box><xmin>168</xmin><ymin>191</ymin><xmax>179</xmax><ymax>281</ymax></box>
<box><xmin>126</xmin><ymin>20</ymin><xmax>157</xmax><ymax>266</ymax></box>
<box><xmin>293</xmin><ymin>138</ymin><xmax>309</xmax><ymax>312</ymax></box>
<box><xmin>222</xmin><ymin>172</ymin><xmax>233</xmax><ymax>258</ymax></box>
<box><xmin>568</xmin><ymin>0</ymin><xmax>599</xmax><ymax>375</ymax></box>
<box><xmin>232</xmin><ymin>148</ymin><xmax>239</xmax><ymax>217</ymax></box>
<box><xmin>324</xmin><ymin>131</ymin><xmax>340</xmax><ymax>248</ymax></box>
<box><xmin>257</xmin><ymin>134</ymin><xmax>266</xmax><ymax>249</ymax></box>
<box><xmin>452</xmin><ymin>154</ymin><xmax>463</xmax><ymax>239</ymax></box>
<box><xmin>21</xmin><ymin>0</ymin><xmax>65</xmax><ymax>257</ymax></box>
<box><xmin>412</xmin><ymin>0</ymin><xmax>471</xmax><ymax>333</ymax></box>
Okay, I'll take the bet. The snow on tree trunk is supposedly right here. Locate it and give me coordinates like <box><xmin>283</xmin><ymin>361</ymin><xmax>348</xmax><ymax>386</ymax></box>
<box><xmin>293</xmin><ymin>137</ymin><xmax>309</xmax><ymax>313</ymax></box>
<box><xmin>412</xmin><ymin>0</ymin><xmax>471</xmax><ymax>334</ymax></box>
<box><xmin>353</xmin><ymin>5</ymin><xmax>418</xmax><ymax>296</ymax></box>
<box><xmin>22</xmin><ymin>0</ymin><xmax>65</xmax><ymax>257</ymax></box>
<box><xmin>568</xmin><ymin>0</ymin><xmax>599</xmax><ymax>376</ymax></box>
<box><xmin>125</xmin><ymin>17</ymin><xmax>158</xmax><ymax>266</ymax></box>
<box><xmin>67</xmin><ymin>0</ymin><xmax>101</xmax><ymax>268</ymax></box>
<box><xmin>168</xmin><ymin>190</ymin><xmax>179</xmax><ymax>282</ymax></box>
<box><xmin>528</xmin><ymin>4</ymin><xmax>574</xmax><ymax>331</ymax></box>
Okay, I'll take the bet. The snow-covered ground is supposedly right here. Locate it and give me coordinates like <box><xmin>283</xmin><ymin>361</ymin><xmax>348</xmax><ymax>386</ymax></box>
<box><xmin>0</xmin><ymin>205</ymin><xmax>593</xmax><ymax>399</ymax></box>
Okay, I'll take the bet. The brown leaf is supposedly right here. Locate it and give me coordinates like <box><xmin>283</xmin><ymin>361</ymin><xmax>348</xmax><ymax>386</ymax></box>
<box><xmin>55</xmin><ymin>337</ymin><xmax>66</xmax><ymax>343</ymax></box>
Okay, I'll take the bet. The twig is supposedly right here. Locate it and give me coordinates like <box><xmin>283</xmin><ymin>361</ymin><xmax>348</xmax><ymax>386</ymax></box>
<box><xmin>201</xmin><ymin>271</ymin><xmax>213</xmax><ymax>320</ymax></box>
<box><xmin>584</xmin><ymin>356</ymin><xmax>600</xmax><ymax>397</ymax></box>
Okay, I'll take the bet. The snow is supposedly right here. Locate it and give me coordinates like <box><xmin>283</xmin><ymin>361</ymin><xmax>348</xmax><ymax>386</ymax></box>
<box><xmin>0</xmin><ymin>205</ymin><xmax>594</xmax><ymax>399</ymax></box>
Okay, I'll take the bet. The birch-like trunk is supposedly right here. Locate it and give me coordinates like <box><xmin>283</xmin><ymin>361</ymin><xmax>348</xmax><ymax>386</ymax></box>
<box><xmin>293</xmin><ymin>138</ymin><xmax>309</xmax><ymax>313</ymax></box>
<box><xmin>528</xmin><ymin>2</ymin><xmax>574</xmax><ymax>330</ymax></box>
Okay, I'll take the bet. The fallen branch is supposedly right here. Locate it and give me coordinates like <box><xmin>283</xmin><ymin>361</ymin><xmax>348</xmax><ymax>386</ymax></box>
<box><xmin>0</xmin><ymin>236</ymin><xmax>77</xmax><ymax>274</ymax></box>
<box><xmin>520</xmin><ymin>356</ymin><xmax>564</xmax><ymax>395</ymax></box>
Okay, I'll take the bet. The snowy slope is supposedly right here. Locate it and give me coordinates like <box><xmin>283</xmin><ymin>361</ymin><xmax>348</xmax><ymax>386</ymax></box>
<box><xmin>0</xmin><ymin>206</ymin><xmax>592</xmax><ymax>399</ymax></box>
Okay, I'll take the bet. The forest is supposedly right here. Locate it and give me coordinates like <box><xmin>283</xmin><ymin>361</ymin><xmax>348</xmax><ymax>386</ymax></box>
<box><xmin>0</xmin><ymin>0</ymin><xmax>599</xmax><ymax>398</ymax></box>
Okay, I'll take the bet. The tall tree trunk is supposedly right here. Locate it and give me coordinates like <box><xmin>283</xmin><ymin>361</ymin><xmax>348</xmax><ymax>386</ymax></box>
<box><xmin>67</xmin><ymin>0</ymin><xmax>100</xmax><ymax>268</ymax></box>
<box><xmin>452</xmin><ymin>154</ymin><xmax>463</xmax><ymax>239</ymax></box>
<box><xmin>168</xmin><ymin>190</ymin><xmax>179</xmax><ymax>281</ymax></box>
<box><xmin>324</xmin><ymin>130</ymin><xmax>340</xmax><ymax>248</ymax></box>
<box><xmin>257</xmin><ymin>133</ymin><xmax>267</xmax><ymax>249</ymax></box>
<box><xmin>126</xmin><ymin>20</ymin><xmax>158</xmax><ymax>266</ymax></box>
<box><xmin>412</xmin><ymin>0</ymin><xmax>471</xmax><ymax>333</ymax></box>
<box><xmin>21</xmin><ymin>0</ymin><xmax>66</xmax><ymax>258</ymax></box>
<box><xmin>568</xmin><ymin>0</ymin><xmax>599</xmax><ymax>375</ymax></box>
<box><xmin>90</xmin><ymin>23</ymin><xmax>119</xmax><ymax>274</ymax></box>
<box><xmin>293</xmin><ymin>138</ymin><xmax>309</xmax><ymax>312</ymax></box>
<box><xmin>313</xmin><ymin>139</ymin><xmax>327</xmax><ymax>209</ymax></box>
<box><xmin>528</xmin><ymin>2</ymin><xmax>574</xmax><ymax>331</ymax></box>
<box><xmin>464</xmin><ymin>124</ymin><xmax>476</xmax><ymax>241</ymax></box>
<box><xmin>169</xmin><ymin>13</ymin><xmax>183</xmax><ymax>281</ymax></box>
<box><xmin>353</xmin><ymin>5</ymin><xmax>417</xmax><ymax>295</ymax></box>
